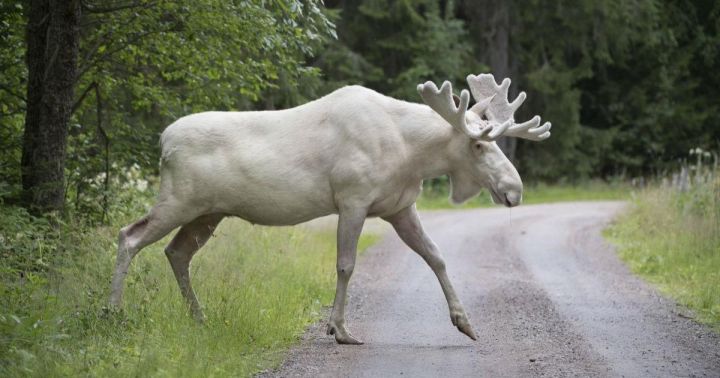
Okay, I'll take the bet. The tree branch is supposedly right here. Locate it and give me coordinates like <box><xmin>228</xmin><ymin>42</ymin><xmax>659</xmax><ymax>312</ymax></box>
<box><xmin>92</xmin><ymin>82</ymin><xmax>110</xmax><ymax>224</ymax></box>
<box><xmin>80</xmin><ymin>30</ymin><xmax>112</xmax><ymax>72</ymax></box>
<box><xmin>76</xmin><ymin>29</ymin><xmax>160</xmax><ymax>82</ymax></box>
<box><xmin>71</xmin><ymin>81</ymin><xmax>98</xmax><ymax>115</ymax></box>
<box><xmin>76</xmin><ymin>9</ymin><xmax>146</xmax><ymax>81</ymax></box>
<box><xmin>81</xmin><ymin>0</ymin><xmax>156</xmax><ymax>14</ymax></box>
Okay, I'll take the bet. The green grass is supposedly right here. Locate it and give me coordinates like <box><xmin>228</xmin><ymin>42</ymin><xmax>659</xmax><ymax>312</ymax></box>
<box><xmin>417</xmin><ymin>180</ymin><xmax>630</xmax><ymax>210</ymax></box>
<box><xmin>605</xmin><ymin>174</ymin><xmax>720</xmax><ymax>329</ymax></box>
<box><xmin>0</xmin><ymin>207</ymin><xmax>378</xmax><ymax>377</ymax></box>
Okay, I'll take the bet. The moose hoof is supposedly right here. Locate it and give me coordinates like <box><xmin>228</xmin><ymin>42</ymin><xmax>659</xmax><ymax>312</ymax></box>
<box><xmin>451</xmin><ymin>312</ymin><xmax>477</xmax><ymax>341</ymax></box>
<box><xmin>327</xmin><ymin>323</ymin><xmax>364</xmax><ymax>345</ymax></box>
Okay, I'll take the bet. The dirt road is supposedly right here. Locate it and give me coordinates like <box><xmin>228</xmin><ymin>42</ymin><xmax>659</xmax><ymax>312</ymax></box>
<box><xmin>265</xmin><ymin>202</ymin><xmax>720</xmax><ymax>377</ymax></box>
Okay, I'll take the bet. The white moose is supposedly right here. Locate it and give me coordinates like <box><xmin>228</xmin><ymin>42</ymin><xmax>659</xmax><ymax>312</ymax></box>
<box><xmin>109</xmin><ymin>74</ymin><xmax>551</xmax><ymax>344</ymax></box>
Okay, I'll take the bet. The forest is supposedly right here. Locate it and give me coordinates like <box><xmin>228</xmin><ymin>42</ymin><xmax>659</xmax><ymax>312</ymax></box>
<box><xmin>0</xmin><ymin>1</ymin><xmax>718</xmax><ymax>376</ymax></box>
<box><xmin>1</xmin><ymin>0</ymin><xmax>718</xmax><ymax>217</ymax></box>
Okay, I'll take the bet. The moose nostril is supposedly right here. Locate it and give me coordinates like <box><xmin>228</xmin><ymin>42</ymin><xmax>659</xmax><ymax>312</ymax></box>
<box><xmin>504</xmin><ymin>192</ymin><xmax>521</xmax><ymax>207</ymax></box>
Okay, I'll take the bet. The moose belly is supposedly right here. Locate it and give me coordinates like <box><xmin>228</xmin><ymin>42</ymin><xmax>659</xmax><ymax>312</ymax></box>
<box><xmin>206</xmin><ymin>182</ymin><xmax>336</xmax><ymax>226</ymax></box>
<box><xmin>232</xmin><ymin>199</ymin><xmax>335</xmax><ymax>226</ymax></box>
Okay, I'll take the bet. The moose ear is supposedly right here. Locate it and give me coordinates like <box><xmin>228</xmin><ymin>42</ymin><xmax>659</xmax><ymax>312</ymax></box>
<box><xmin>452</xmin><ymin>94</ymin><xmax>461</xmax><ymax>107</ymax></box>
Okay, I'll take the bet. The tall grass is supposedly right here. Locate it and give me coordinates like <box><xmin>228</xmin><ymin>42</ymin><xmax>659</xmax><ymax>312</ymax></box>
<box><xmin>606</xmin><ymin>166</ymin><xmax>719</xmax><ymax>328</ymax></box>
<box><xmin>0</xmin><ymin>204</ymin><xmax>377</xmax><ymax>377</ymax></box>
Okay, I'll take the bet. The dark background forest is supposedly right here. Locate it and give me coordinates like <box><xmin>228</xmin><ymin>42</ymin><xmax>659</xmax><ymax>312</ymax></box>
<box><xmin>1</xmin><ymin>0</ymin><xmax>719</xmax><ymax>217</ymax></box>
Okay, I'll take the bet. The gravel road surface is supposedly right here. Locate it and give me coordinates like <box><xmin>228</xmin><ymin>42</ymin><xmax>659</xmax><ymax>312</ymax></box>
<box><xmin>263</xmin><ymin>202</ymin><xmax>720</xmax><ymax>377</ymax></box>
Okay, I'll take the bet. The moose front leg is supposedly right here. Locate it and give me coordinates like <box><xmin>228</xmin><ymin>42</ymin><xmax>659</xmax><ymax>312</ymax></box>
<box><xmin>384</xmin><ymin>205</ymin><xmax>477</xmax><ymax>341</ymax></box>
<box><xmin>327</xmin><ymin>207</ymin><xmax>366</xmax><ymax>345</ymax></box>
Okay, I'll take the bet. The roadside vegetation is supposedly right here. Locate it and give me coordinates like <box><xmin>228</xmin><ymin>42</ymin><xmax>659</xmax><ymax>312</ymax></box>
<box><xmin>606</xmin><ymin>158</ymin><xmax>719</xmax><ymax>329</ymax></box>
<box><xmin>0</xmin><ymin>186</ymin><xmax>378</xmax><ymax>377</ymax></box>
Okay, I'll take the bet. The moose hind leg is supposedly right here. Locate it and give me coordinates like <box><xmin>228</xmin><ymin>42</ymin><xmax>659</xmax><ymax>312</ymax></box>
<box><xmin>109</xmin><ymin>201</ymin><xmax>192</xmax><ymax>308</ymax></box>
<box><xmin>164</xmin><ymin>213</ymin><xmax>224</xmax><ymax>323</ymax></box>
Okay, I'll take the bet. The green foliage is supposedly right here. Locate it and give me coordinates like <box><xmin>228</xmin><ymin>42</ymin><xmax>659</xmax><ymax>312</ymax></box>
<box><xmin>606</xmin><ymin>165</ymin><xmax>720</xmax><ymax>328</ymax></box>
<box><xmin>0</xmin><ymin>0</ymin><xmax>335</xmax><ymax>220</ymax></box>
<box><xmin>0</xmin><ymin>195</ymin><xmax>378</xmax><ymax>377</ymax></box>
<box><xmin>318</xmin><ymin>0</ymin><xmax>476</xmax><ymax>100</ymax></box>
<box><xmin>0</xmin><ymin>1</ymin><xmax>27</xmax><ymax>200</ymax></box>
<box><xmin>79</xmin><ymin>0</ymin><xmax>332</xmax><ymax>112</ymax></box>
<box><xmin>66</xmin><ymin>0</ymin><xmax>335</xmax><ymax>222</ymax></box>
<box><xmin>515</xmin><ymin>0</ymin><xmax>720</xmax><ymax>179</ymax></box>
<box><xmin>512</xmin><ymin>0</ymin><xmax>649</xmax><ymax>179</ymax></box>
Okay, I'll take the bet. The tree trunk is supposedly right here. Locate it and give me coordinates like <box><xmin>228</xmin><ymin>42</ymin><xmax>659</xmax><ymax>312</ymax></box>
<box><xmin>461</xmin><ymin>0</ymin><xmax>517</xmax><ymax>161</ymax></box>
<box><xmin>21</xmin><ymin>0</ymin><xmax>80</xmax><ymax>214</ymax></box>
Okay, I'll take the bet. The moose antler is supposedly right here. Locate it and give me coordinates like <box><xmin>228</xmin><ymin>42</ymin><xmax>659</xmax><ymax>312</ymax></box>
<box><xmin>417</xmin><ymin>81</ymin><xmax>503</xmax><ymax>140</ymax></box>
<box><xmin>417</xmin><ymin>75</ymin><xmax>551</xmax><ymax>142</ymax></box>
<box><xmin>466</xmin><ymin>74</ymin><xmax>551</xmax><ymax>141</ymax></box>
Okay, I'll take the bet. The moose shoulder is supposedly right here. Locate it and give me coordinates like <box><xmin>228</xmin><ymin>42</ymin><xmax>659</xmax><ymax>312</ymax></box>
<box><xmin>109</xmin><ymin>74</ymin><xmax>551</xmax><ymax>345</ymax></box>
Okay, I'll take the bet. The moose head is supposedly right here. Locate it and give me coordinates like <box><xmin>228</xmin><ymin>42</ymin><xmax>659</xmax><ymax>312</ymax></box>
<box><xmin>418</xmin><ymin>74</ymin><xmax>551</xmax><ymax>206</ymax></box>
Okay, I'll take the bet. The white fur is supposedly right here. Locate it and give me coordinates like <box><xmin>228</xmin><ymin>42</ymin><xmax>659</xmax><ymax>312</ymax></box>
<box><xmin>110</xmin><ymin>77</ymin><xmax>549</xmax><ymax>345</ymax></box>
<box><xmin>158</xmin><ymin>85</ymin><xmax>521</xmax><ymax>223</ymax></box>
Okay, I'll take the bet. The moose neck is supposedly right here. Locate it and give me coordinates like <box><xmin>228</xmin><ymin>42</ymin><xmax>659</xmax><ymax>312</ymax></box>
<box><xmin>391</xmin><ymin>101</ymin><xmax>472</xmax><ymax>181</ymax></box>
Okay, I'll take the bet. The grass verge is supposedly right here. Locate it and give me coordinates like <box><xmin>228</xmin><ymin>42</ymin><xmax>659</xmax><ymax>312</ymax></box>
<box><xmin>0</xmin><ymin>206</ymin><xmax>378</xmax><ymax>377</ymax></box>
<box><xmin>605</xmin><ymin>174</ymin><xmax>720</xmax><ymax>329</ymax></box>
<box><xmin>417</xmin><ymin>180</ymin><xmax>630</xmax><ymax>210</ymax></box>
